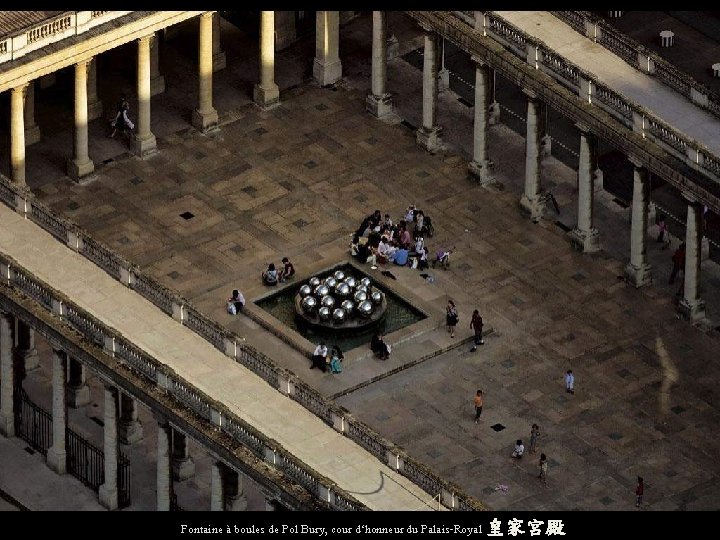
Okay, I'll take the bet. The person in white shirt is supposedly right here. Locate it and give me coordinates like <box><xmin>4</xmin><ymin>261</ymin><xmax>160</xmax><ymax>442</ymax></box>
<box><xmin>227</xmin><ymin>289</ymin><xmax>245</xmax><ymax>314</ymax></box>
<box><xmin>565</xmin><ymin>369</ymin><xmax>575</xmax><ymax>395</ymax></box>
<box><xmin>311</xmin><ymin>342</ymin><xmax>328</xmax><ymax>372</ymax></box>
<box><xmin>512</xmin><ymin>439</ymin><xmax>525</xmax><ymax>459</ymax></box>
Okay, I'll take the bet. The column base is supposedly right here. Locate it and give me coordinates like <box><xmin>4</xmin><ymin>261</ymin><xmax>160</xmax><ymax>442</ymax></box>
<box><xmin>541</xmin><ymin>134</ymin><xmax>552</xmax><ymax>159</ymax></box>
<box><xmin>568</xmin><ymin>227</ymin><xmax>601</xmax><ymax>253</ymax></box>
<box><xmin>87</xmin><ymin>99</ymin><xmax>103</xmax><ymax>121</ymax></box>
<box><xmin>67</xmin><ymin>158</ymin><xmax>95</xmax><ymax>182</ymax></box>
<box><xmin>118</xmin><ymin>419</ymin><xmax>144</xmax><ymax>445</ymax></box>
<box><xmin>99</xmin><ymin>483</ymin><xmax>119</xmax><ymax>510</ymax></box>
<box><xmin>488</xmin><ymin>102</ymin><xmax>500</xmax><ymax>126</ymax></box>
<box><xmin>132</xmin><ymin>133</ymin><xmax>158</xmax><ymax>159</ymax></box>
<box><xmin>213</xmin><ymin>51</ymin><xmax>227</xmax><ymax>72</ymax></box>
<box><xmin>387</xmin><ymin>35</ymin><xmax>399</xmax><ymax>61</ymax></box>
<box><xmin>0</xmin><ymin>412</ymin><xmax>14</xmax><ymax>438</ymax></box>
<box><xmin>226</xmin><ymin>493</ymin><xmax>248</xmax><ymax>512</ymax></box>
<box><xmin>150</xmin><ymin>75</ymin><xmax>166</xmax><ymax>97</ymax></box>
<box><xmin>25</xmin><ymin>124</ymin><xmax>41</xmax><ymax>146</ymax></box>
<box><xmin>468</xmin><ymin>159</ymin><xmax>494</xmax><ymax>185</ymax></box>
<box><xmin>438</xmin><ymin>68</ymin><xmax>450</xmax><ymax>92</ymax></box>
<box><xmin>416</xmin><ymin>126</ymin><xmax>443</xmax><ymax>152</ymax></box>
<box><xmin>678</xmin><ymin>297</ymin><xmax>706</xmax><ymax>322</ymax></box>
<box><xmin>624</xmin><ymin>262</ymin><xmax>653</xmax><ymax>288</ymax></box>
<box><xmin>172</xmin><ymin>457</ymin><xmax>196</xmax><ymax>481</ymax></box>
<box><xmin>253</xmin><ymin>84</ymin><xmax>280</xmax><ymax>110</ymax></box>
<box><xmin>313</xmin><ymin>58</ymin><xmax>343</xmax><ymax>86</ymax></box>
<box><xmin>46</xmin><ymin>446</ymin><xmax>67</xmax><ymax>474</ymax></box>
<box><xmin>366</xmin><ymin>93</ymin><xmax>393</xmax><ymax>118</ymax></box>
<box><xmin>67</xmin><ymin>384</ymin><xmax>90</xmax><ymax>408</ymax></box>
<box><xmin>18</xmin><ymin>348</ymin><xmax>40</xmax><ymax>372</ymax></box>
<box><xmin>519</xmin><ymin>194</ymin><xmax>544</xmax><ymax>221</ymax></box>
<box><xmin>192</xmin><ymin>108</ymin><xmax>219</xmax><ymax>133</ymax></box>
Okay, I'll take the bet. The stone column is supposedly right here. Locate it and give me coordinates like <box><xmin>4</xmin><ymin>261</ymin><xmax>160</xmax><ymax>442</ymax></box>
<box><xmin>133</xmin><ymin>35</ymin><xmax>157</xmax><ymax>158</ymax></box>
<box><xmin>468</xmin><ymin>59</ymin><xmax>493</xmax><ymax>184</ymax></box>
<box><xmin>679</xmin><ymin>200</ymin><xmax>706</xmax><ymax>321</ymax></box>
<box><xmin>212</xmin><ymin>12</ymin><xmax>227</xmax><ymax>71</ymax></box>
<box><xmin>156</xmin><ymin>420</ymin><xmax>172</xmax><ymax>511</ymax></box>
<box><xmin>253</xmin><ymin>11</ymin><xmax>280</xmax><ymax>109</ymax></box>
<box><xmin>488</xmin><ymin>67</ymin><xmax>500</xmax><ymax>125</ymax></box>
<box><xmin>24</xmin><ymin>81</ymin><xmax>41</xmax><ymax>145</ymax></box>
<box><xmin>68</xmin><ymin>59</ymin><xmax>95</xmax><ymax>182</ymax></box>
<box><xmin>118</xmin><ymin>392</ymin><xmax>143</xmax><ymax>444</ymax></box>
<box><xmin>98</xmin><ymin>386</ymin><xmax>119</xmax><ymax>510</ymax></box>
<box><xmin>0</xmin><ymin>313</ymin><xmax>14</xmax><ymax>438</ymax></box>
<box><xmin>366</xmin><ymin>11</ymin><xmax>392</xmax><ymax>118</ymax></box>
<box><xmin>416</xmin><ymin>32</ymin><xmax>442</xmax><ymax>151</ymax></box>
<box><xmin>10</xmin><ymin>84</ymin><xmax>28</xmax><ymax>185</ymax></box>
<box><xmin>46</xmin><ymin>349</ymin><xmax>68</xmax><ymax>474</ymax></box>
<box><xmin>66</xmin><ymin>357</ymin><xmax>90</xmax><ymax>408</ymax></box>
<box><xmin>15</xmin><ymin>320</ymin><xmax>39</xmax><ymax>372</ymax></box>
<box><xmin>171</xmin><ymin>429</ymin><xmax>195</xmax><ymax>481</ymax></box>
<box><xmin>87</xmin><ymin>58</ymin><xmax>103</xmax><ymax>120</ymax></box>
<box><xmin>437</xmin><ymin>38</ymin><xmax>449</xmax><ymax>92</ymax></box>
<box><xmin>540</xmin><ymin>103</ymin><xmax>552</xmax><ymax>158</ymax></box>
<box><xmin>210</xmin><ymin>461</ymin><xmax>224</xmax><ymax>511</ymax></box>
<box><xmin>519</xmin><ymin>91</ymin><xmax>543</xmax><ymax>220</ymax></box>
<box><xmin>150</xmin><ymin>32</ymin><xmax>166</xmax><ymax>96</ymax></box>
<box><xmin>624</xmin><ymin>162</ymin><xmax>653</xmax><ymax>287</ymax></box>
<box><xmin>225</xmin><ymin>468</ymin><xmax>248</xmax><ymax>511</ymax></box>
<box><xmin>314</xmin><ymin>11</ymin><xmax>342</xmax><ymax>86</ymax></box>
<box><xmin>192</xmin><ymin>12</ymin><xmax>219</xmax><ymax>133</ymax></box>
<box><xmin>569</xmin><ymin>129</ymin><xmax>600</xmax><ymax>252</ymax></box>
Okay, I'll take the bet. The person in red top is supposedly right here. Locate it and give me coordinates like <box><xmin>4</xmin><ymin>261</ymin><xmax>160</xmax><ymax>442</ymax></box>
<box><xmin>279</xmin><ymin>257</ymin><xmax>295</xmax><ymax>282</ymax></box>
<box><xmin>669</xmin><ymin>243</ymin><xmax>685</xmax><ymax>285</ymax></box>
<box><xmin>635</xmin><ymin>477</ymin><xmax>644</xmax><ymax>507</ymax></box>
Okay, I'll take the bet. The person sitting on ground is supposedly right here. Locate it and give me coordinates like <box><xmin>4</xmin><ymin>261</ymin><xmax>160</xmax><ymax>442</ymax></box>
<box><xmin>377</xmin><ymin>236</ymin><xmax>395</xmax><ymax>264</ymax></box>
<box><xmin>405</xmin><ymin>205</ymin><xmax>416</xmax><ymax>223</ymax></box>
<box><xmin>279</xmin><ymin>257</ymin><xmax>295</xmax><ymax>282</ymax></box>
<box><xmin>414</xmin><ymin>210</ymin><xmax>425</xmax><ymax>238</ymax></box>
<box><xmin>382</xmin><ymin>213</ymin><xmax>393</xmax><ymax>231</ymax></box>
<box><xmin>417</xmin><ymin>246</ymin><xmax>429</xmax><ymax>270</ymax></box>
<box><xmin>512</xmin><ymin>439</ymin><xmax>525</xmax><ymax>459</ymax></box>
<box><xmin>329</xmin><ymin>345</ymin><xmax>344</xmax><ymax>374</ymax></box>
<box><xmin>261</xmin><ymin>263</ymin><xmax>279</xmax><ymax>286</ymax></box>
<box><xmin>227</xmin><ymin>289</ymin><xmax>245</xmax><ymax>314</ymax></box>
<box><xmin>399</xmin><ymin>226</ymin><xmax>413</xmax><ymax>250</ymax></box>
<box><xmin>310</xmin><ymin>342</ymin><xmax>328</xmax><ymax>372</ymax></box>
<box><xmin>370</xmin><ymin>332</ymin><xmax>390</xmax><ymax>360</ymax></box>
<box><xmin>355</xmin><ymin>210</ymin><xmax>381</xmax><ymax>238</ymax></box>
<box><xmin>394</xmin><ymin>245</ymin><xmax>409</xmax><ymax>266</ymax></box>
<box><xmin>413</xmin><ymin>236</ymin><xmax>425</xmax><ymax>257</ymax></box>
<box><xmin>433</xmin><ymin>248</ymin><xmax>451</xmax><ymax>269</ymax></box>
<box><xmin>350</xmin><ymin>234</ymin><xmax>361</xmax><ymax>258</ymax></box>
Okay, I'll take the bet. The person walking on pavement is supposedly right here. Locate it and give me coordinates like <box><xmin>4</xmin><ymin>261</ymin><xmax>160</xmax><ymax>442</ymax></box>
<box><xmin>470</xmin><ymin>309</ymin><xmax>484</xmax><ymax>352</ymax></box>
<box><xmin>446</xmin><ymin>299</ymin><xmax>458</xmax><ymax>338</ymax></box>
<box><xmin>635</xmin><ymin>477</ymin><xmax>644</xmax><ymax>508</ymax></box>
<box><xmin>565</xmin><ymin>370</ymin><xmax>575</xmax><ymax>394</ymax></box>
<box><xmin>529</xmin><ymin>423</ymin><xmax>540</xmax><ymax>454</ymax></box>
<box><xmin>473</xmin><ymin>389</ymin><xmax>483</xmax><ymax>423</ymax></box>
<box><xmin>538</xmin><ymin>453</ymin><xmax>548</xmax><ymax>486</ymax></box>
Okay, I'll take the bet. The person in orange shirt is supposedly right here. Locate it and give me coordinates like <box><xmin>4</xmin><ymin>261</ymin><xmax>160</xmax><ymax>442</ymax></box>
<box><xmin>474</xmin><ymin>389</ymin><xmax>483</xmax><ymax>423</ymax></box>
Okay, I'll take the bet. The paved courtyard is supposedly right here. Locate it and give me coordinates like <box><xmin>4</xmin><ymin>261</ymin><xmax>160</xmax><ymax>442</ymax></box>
<box><xmin>2</xmin><ymin>12</ymin><xmax>720</xmax><ymax>510</ymax></box>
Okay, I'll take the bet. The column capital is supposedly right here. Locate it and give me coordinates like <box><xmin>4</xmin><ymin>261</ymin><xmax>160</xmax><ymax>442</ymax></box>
<box><xmin>627</xmin><ymin>155</ymin><xmax>644</xmax><ymax>168</ymax></box>
<box><xmin>200</xmin><ymin>11</ymin><xmax>215</xmax><ymax>18</ymax></box>
<box><xmin>137</xmin><ymin>34</ymin><xmax>154</xmax><ymax>45</ymax></box>
<box><xmin>12</xmin><ymin>83</ymin><xmax>29</xmax><ymax>95</ymax></box>
<box><xmin>521</xmin><ymin>88</ymin><xmax>540</xmax><ymax>101</ymax></box>
<box><xmin>470</xmin><ymin>55</ymin><xmax>489</xmax><ymax>67</ymax></box>
<box><xmin>574</xmin><ymin>122</ymin><xmax>594</xmax><ymax>136</ymax></box>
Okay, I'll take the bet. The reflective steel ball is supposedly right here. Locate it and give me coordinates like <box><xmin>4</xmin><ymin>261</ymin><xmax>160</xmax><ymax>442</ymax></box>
<box><xmin>371</xmin><ymin>291</ymin><xmax>383</xmax><ymax>305</ymax></box>
<box><xmin>301</xmin><ymin>296</ymin><xmax>318</xmax><ymax>312</ymax></box>
<box><xmin>341</xmin><ymin>299</ymin><xmax>355</xmax><ymax>314</ymax></box>
<box><xmin>324</xmin><ymin>277</ymin><xmax>337</xmax><ymax>289</ymax></box>
<box><xmin>332</xmin><ymin>308</ymin><xmax>346</xmax><ymax>322</ymax></box>
<box><xmin>360</xmin><ymin>277</ymin><xmax>371</xmax><ymax>288</ymax></box>
<box><xmin>299</xmin><ymin>284</ymin><xmax>312</xmax><ymax>298</ymax></box>
<box><xmin>355</xmin><ymin>285</ymin><xmax>367</xmax><ymax>296</ymax></box>
<box><xmin>353</xmin><ymin>290</ymin><xmax>367</xmax><ymax>304</ymax></box>
<box><xmin>335</xmin><ymin>282</ymin><xmax>351</xmax><ymax>297</ymax></box>
<box><xmin>318</xmin><ymin>306</ymin><xmax>331</xmax><ymax>320</ymax></box>
<box><xmin>321</xmin><ymin>295</ymin><xmax>336</xmax><ymax>309</ymax></box>
<box><xmin>344</xmin><ymin>277</ymin><xmax>357</xmax><ymax>289</ymax></box>
<box><xmin>314</xmin><ymin>284</ymin><xmax>330</xmax><ymax>297</ymax></box>
<box><xmin>358</xmin><ymin>300</ymin><xmax>373</xmax><ymax>317</ymax></box>
<box><xmin>309</xmin><ymin>277</ymin><xmax>321</xmax><ymax>288</ymax></box>
<box><xmin>334</xmin><ymin>270</ymin><xmax>345</xmax><ymax>281</ymax></box>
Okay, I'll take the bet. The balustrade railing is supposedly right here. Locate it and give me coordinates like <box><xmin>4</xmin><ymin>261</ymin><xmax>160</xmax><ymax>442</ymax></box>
<box><xmin>185</xmin><ymin>307</ymin><xmax>226</xmax><ymax>352</ymax></box>
<box><xmin>30</xmin><ymin>201</ymin><xmax>69</xmax><ymax>242</ymax></box>
<box><xmin>132</xmin><ymin>273</ymin><xmax>174</xmax><ymax>315</ymax></box>
<box><xmin>81</xmin><ymin>236</ymin><xmax>122</xmax><ymax>280</ymax></box>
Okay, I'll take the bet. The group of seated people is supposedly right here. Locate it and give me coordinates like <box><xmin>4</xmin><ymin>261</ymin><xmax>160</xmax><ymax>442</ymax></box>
<box><xmin>351</xmin><ymin>205</ymin><xmax>450</xmax><ymax>270</ymax></box>
<box><xmin>261</xmin><ymin>257</ymin><xmax>295</xmax><ymax>286</ymax></box>
<box><xmin>310</xmin><ymin>342</ymin><xmax>344</xmax><ymax>374</ymax></box>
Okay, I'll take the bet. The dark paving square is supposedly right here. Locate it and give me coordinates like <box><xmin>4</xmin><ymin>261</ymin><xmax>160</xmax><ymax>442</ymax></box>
<box><xmin>501</xmin><ymin>359</ymin><xmax>515</xmax><ymax>369</ymax></box>
<box><xmin>671</xmin><ymin>405</ymin><xmax>686</xmax><ymax>415</ymax></box>
<box><xmin>315</xmin><ymin>103</ymin><xmax>329</xmax><ymax>111</ymax></box>
<box><xmin>518</xmin><ymin>238</ymin><xmax>533</xmax><ymax>246</ymax></box>
<box><xmin>490</xmin><ymin>424</ymin><xmax>506</xmax><ymax>432</ymax></box>
<box><xmin>241</xmin><ymin>186</ymin><xmax>257</xmax><ymax>195</ymax></box>
<box><xmin>293</xmin><ymin>219</ymin><xmax>308</xmax><ymax>229</ymax></box>
<box><xmin>117</xmin><ymin>236</ymin><xmax>130</xmax><ymax>245</ymax></box>
<box><xmin>416</xmin><ymin>170</ymin><xmax>430</xmax><ymax>178</ymax></box>
<box><xmin>665</xmin><ymin>469</ymin><xmax>678</xmax><ymax>478</ymax></box>
<box><xmin>571</xmin><ymin>272</ymin><xmax>586</xmax><ymax>281</ymax></box>
<box><xmin>510</xmin><ymin>297</ymin><xmax>525</xmax><ymax>306</ymax></box>
<box><xmin>231</xmin><ymin>245</ymin><xmax>245</xmax><ymax>254</ymax></box>
<box><xmin>608</xmin><ymin>432</ymin><xmax>623</xmax><ymax>440</ymax></box>
<box><xmin>599</xmin><ymin>496</ymin><xmax>614</xmax><ymax>506</ymax></box>
<box><xmin>366</xmin><ymin>136</ymin><xmax>378</xmax><ymax>145</ymax></box>
<box><xmin>254</xmin><ymin>127</ymin><xmax>268</xmax><ymax>135</ymax></box>
<box><xmin>556</xmin><ymin>395</ymin><xmax>568</xmax><ymax>404</ymax></box>
<box><xmin>279</xmin><ymin>180</ymin><xmax>294</xmax><ymax>191</ymax></box>
<box><xmin>130</xmin><ymin>176</ymin><xmax>143</xmax><ymax>186</ymax></box>
<box><xmin>66</xmin><ymin>201</ymin><xmax>80</xmax><ymax>211</ymax></box>
<box><xmin>427</xmin><ymin>448</ymin><xmax>441</xmax><ymax>458</ymax></box>
<box><xmin>354</xmin><ymin>194</ymin><xmax>368</xmax><ymax>203</ymax></box>
<box><xmin>304</xmin><ymin>160</ymin><xmax>318</xmax><ymax>169</ymax></box>
<box><xmin>195</xmin><ymin>151</ymin><xmax>206</xmax><ymax>160</ymax></box>
<box><xmin>167</xmin><ymin>271</ymin><xmax>181</xmax><ymax>280</ymax></box>
<box><xmin>180</xmin><ymin>211</ymin><xmax>195</xmax><ymax>220</ymax></box>
<box><xmin>375</xmin><ymin>412</ymin><xmax>390</xmax><ymax>421</ymax></box>
<box><xmin>616</xmin><ymin>368</ymin><xmax>631</xmax><ymax>378</ymax></box>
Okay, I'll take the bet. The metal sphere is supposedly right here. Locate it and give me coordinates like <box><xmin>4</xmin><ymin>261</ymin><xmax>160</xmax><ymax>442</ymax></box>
<box><xmin>358</xmin><ymin>300</ymin><xmax>373</xmax><ymax>317</ymax></box>
<box><xmin>334</xmin><ymin>270</ymin><xmax>346</xmax><ymax>281</ymax></box>
<box><xmin>371</xmin><ymin>290</ymin><xmax>383</xmax><ymax>304</ymax></box>
<box><xmin>360</xmin><ymin>277</ymin><xmax>371</xmax><ymax>288</ymax></box>
<box><xmin>332</xmin><ymin>308</ymin><xmax>346</xmax><ymax>322</ymax></box>
<box><xmin>344</xmin><ymin>277</ymin><xmax>357</xmax><ymax>289</ymax></box>
<box><xmin>314</xmin><ymin>284</ymin><xmax>330</xmax><ymax>297</ymax></box>
<box><xmin>341</xmin><ymin>299</ymin><xmax>355</xmax><ymax>314</ymax></box>
<box><xmin>335</xmin><ymin>283</ymin><xmax>351</xmax><ymax>297</ymax></box>
<box><xmin>301</xmin><ymin>296</ymin><xmax>318</xmax><ymax>312</ymax></box>
<box><xmin>299</xmin><ymin>284</ymin><xmax>312</xmax><ymax>298</ymax></box>
<box><xmin>318</xmin><ymin>306</ymin><xmax>331</xmax><ymax>320</ymax></box>
<box><xmin>321</xmin><ymin>295</ymin><xmax>336</xmax><ymax>309</ymax></box>
<box><xmin>324</xmin><ymin>277</ymin><xmax>337</xmax><ymax>289</ymax></box>
<box><xmin>355</xmin><ymin>285</ymin><xmax>368</xmax><ymax>296</ymax></box>
<box><xmin>353</xmin><ymin>290</ymin><xmax>367</xmax><ymax>304</ymax></box>
<box><xmin>309</xmin><ymin>277</ymin><xmax>321</xmax><ymax>288</ymax></box>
